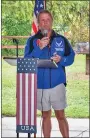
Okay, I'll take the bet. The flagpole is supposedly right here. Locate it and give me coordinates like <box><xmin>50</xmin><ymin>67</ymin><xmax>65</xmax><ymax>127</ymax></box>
<box><xmin>44</xmin><ymin>0</ymin><xmax>46</xmax><ymax>9</ymax></box>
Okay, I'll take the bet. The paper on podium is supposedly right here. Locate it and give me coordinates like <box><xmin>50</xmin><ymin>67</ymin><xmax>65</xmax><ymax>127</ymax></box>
<box><xmin>37</xmin><ymin>59</ymin><xmax>58</xmax><ymax>68</ymax></box>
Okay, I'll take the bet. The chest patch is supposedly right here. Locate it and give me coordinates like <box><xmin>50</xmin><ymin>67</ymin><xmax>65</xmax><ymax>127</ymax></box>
<box><xmin>55</xmin><ymin>41</ymin><xmax>63</xmax><ymax>47</ymax></box>
<box><xmin>54</xmin><ymin>38</ymin><xmax>64</xmax><ymax>52</ymax></box>
<box><xmin>55</xmin><ymin>47</ymin><xmax>64</xmax><ymax>51</ymax></box>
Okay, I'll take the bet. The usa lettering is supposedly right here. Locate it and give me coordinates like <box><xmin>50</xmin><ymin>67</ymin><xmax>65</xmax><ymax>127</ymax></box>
<box><xmin>21</xmin><ymin>126</ymin><xmax>35</xmax><ymax>131</ymax></box>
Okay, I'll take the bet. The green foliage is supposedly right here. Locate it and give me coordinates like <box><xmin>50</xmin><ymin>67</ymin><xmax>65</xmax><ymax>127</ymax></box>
<box><xmin>2</xmin><ymin>1</ymin><xmax>34</xmax><ymax>36</ymax></box>
<box><xmin>2</xmin><ymin>49</ymin><xmax>24</xmax><ymax>57</ymax></box>
<box><xmin>2</xmin><ymin>1</ymin><xmax>34</xmax><ymax>56</ymax></box>
<box><xmin>2</xmin><ymin>38</ymin><xmax>27</xmax><ymax>56</ymax></box>
<box><xmin>2</xmin><ymin>1</ymin><xmax>89</xmax><ymax>37</ymax></box>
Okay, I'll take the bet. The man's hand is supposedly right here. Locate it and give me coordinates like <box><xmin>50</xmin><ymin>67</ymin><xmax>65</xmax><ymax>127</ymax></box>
<box><xmin>51</xmin><ymin>54</ymin><xmax>62</xmax><ymax>63</ymax></box>
<box><xmin>38</xmin><ymin>37</ymin><xmax>50</xmax><ymax>49</ymax></box>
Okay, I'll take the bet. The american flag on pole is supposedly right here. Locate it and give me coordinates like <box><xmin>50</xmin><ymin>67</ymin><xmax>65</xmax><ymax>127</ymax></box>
<box><xmin>31</xmin><ymin>0</ymin><xmax>45</xmax><ymax>35</ymax></box>
<box><xmin>16</xmin><ymin>58</ymin><xmax>37</xmax><ymax>133</ymax></box>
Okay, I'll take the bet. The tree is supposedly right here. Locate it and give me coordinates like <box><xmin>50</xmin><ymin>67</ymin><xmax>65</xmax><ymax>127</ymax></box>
<box><xmin>2</xmin><ymin>1</ymin><xmax>34</xmax><ymax>36</ymax></box>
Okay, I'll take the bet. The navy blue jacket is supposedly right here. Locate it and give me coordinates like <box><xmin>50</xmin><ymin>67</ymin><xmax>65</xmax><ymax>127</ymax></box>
<box><xmin>24</xmin><ymin>30</ymin><xmax>75</xmax><ymax>89</ymax></box>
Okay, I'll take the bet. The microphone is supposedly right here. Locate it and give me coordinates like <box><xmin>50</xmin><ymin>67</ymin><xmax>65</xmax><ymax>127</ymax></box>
<box><xmin>40</xmin><ymin>29</ymin><xmax>50</xmax><ymax>48</ymax></box>
<box><xmin>41</xmin><ymin>29</ymin><xmax>48</xmax><ymax>37</ymax></box>
<box><xmin>43</xmin><ymin>29</ymin><xmax>51</xmax><ymax>48</ymax></box>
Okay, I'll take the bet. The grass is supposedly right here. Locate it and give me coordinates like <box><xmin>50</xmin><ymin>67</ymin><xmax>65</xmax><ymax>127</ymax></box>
<box><xmin>2</xmin><ymin>55</ymin><xmax>89</xmax><ymax>118</ymax></box>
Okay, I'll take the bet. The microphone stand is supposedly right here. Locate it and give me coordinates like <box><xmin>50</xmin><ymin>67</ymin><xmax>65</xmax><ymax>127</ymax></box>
<box><xmin>13</xmin><ymin>38</ymin><xmax>19</xmax><ymax>58</ymax></box>
<box><xmin>13</xmin><ymin>38</ymin><xmax>19</xmax><ymax>138</ymax></box>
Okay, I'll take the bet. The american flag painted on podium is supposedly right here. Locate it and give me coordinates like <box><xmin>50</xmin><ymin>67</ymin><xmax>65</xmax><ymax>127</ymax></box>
<box><xmin>16</xmin><ymin>58</ymin><xmax>37</xmax><ymax>133</ymax></box>
<box><xmin>31</xmin><ymin>0</ymin><xmax>45</xmax><ymax>35</ymax></box>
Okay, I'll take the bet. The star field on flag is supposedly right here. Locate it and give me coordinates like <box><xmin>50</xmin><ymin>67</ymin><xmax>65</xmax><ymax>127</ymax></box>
<box><xmin>17</xmin><ymin>58</ymin><xmax>37</xmax><ymax>73</ymax></box>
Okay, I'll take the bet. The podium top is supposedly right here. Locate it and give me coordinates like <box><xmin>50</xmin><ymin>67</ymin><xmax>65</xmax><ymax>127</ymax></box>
<box><xmin>37</xmin><ymin>59</ymin><xmax>58</xmax><ymax>68</ymax></box>
<box><xmin>3</xmin><ymin>57</ymin><xmax>58</xmax><ymax>68</ymax></box>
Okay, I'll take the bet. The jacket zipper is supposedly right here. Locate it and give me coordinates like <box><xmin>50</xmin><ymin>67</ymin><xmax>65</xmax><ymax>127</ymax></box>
<box><xmin>48</xmin><ymin>47</ymin><xmax>51</xmax><ymax>88</ymax></box>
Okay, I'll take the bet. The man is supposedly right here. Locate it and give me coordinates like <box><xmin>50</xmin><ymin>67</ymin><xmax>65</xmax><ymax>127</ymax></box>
<box><xmin>24</xmin><ymin>10</ymin><xmax>75</xmax><ymax>138</ymax></box>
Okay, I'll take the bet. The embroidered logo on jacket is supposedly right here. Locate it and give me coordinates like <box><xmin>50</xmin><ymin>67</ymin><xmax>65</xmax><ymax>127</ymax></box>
<box><xmin>55</xmin><ymin>39</ymin><xmax>64</xmax><ymax>51</ymax></box>
<box><xmin>56</xmin><ymin>41</ymin><xmax>63</xmax><ymax>47</ymax></box>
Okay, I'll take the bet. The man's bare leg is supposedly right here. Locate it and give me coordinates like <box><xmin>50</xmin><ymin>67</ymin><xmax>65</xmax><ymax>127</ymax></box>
<box><xmin>55</xmin><ymin>109</ymin><xmax>69</xmax><ymax>138</ymax></box>
<box><xmin>42</xmin><ymin>110</ymin><xmax>51</xmax><ymax>137</ymax></box>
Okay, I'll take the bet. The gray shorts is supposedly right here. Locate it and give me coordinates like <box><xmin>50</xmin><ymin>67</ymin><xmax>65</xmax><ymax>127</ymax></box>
<box><xmin>37</xmin><ymin>83</ymin><xmax>67</xmax><ymax>111</ymax></box>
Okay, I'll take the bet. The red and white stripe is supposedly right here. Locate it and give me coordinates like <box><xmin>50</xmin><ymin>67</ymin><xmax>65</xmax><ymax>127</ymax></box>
<box><xmin>16</xmin><ymin>73</ymin><xmax>37</xmax><ymax>126</ymax></box>
<box><xmin>31</xmin><ymin>14</ymin><xmax>38</xmax><ymax>36</ymax></box>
